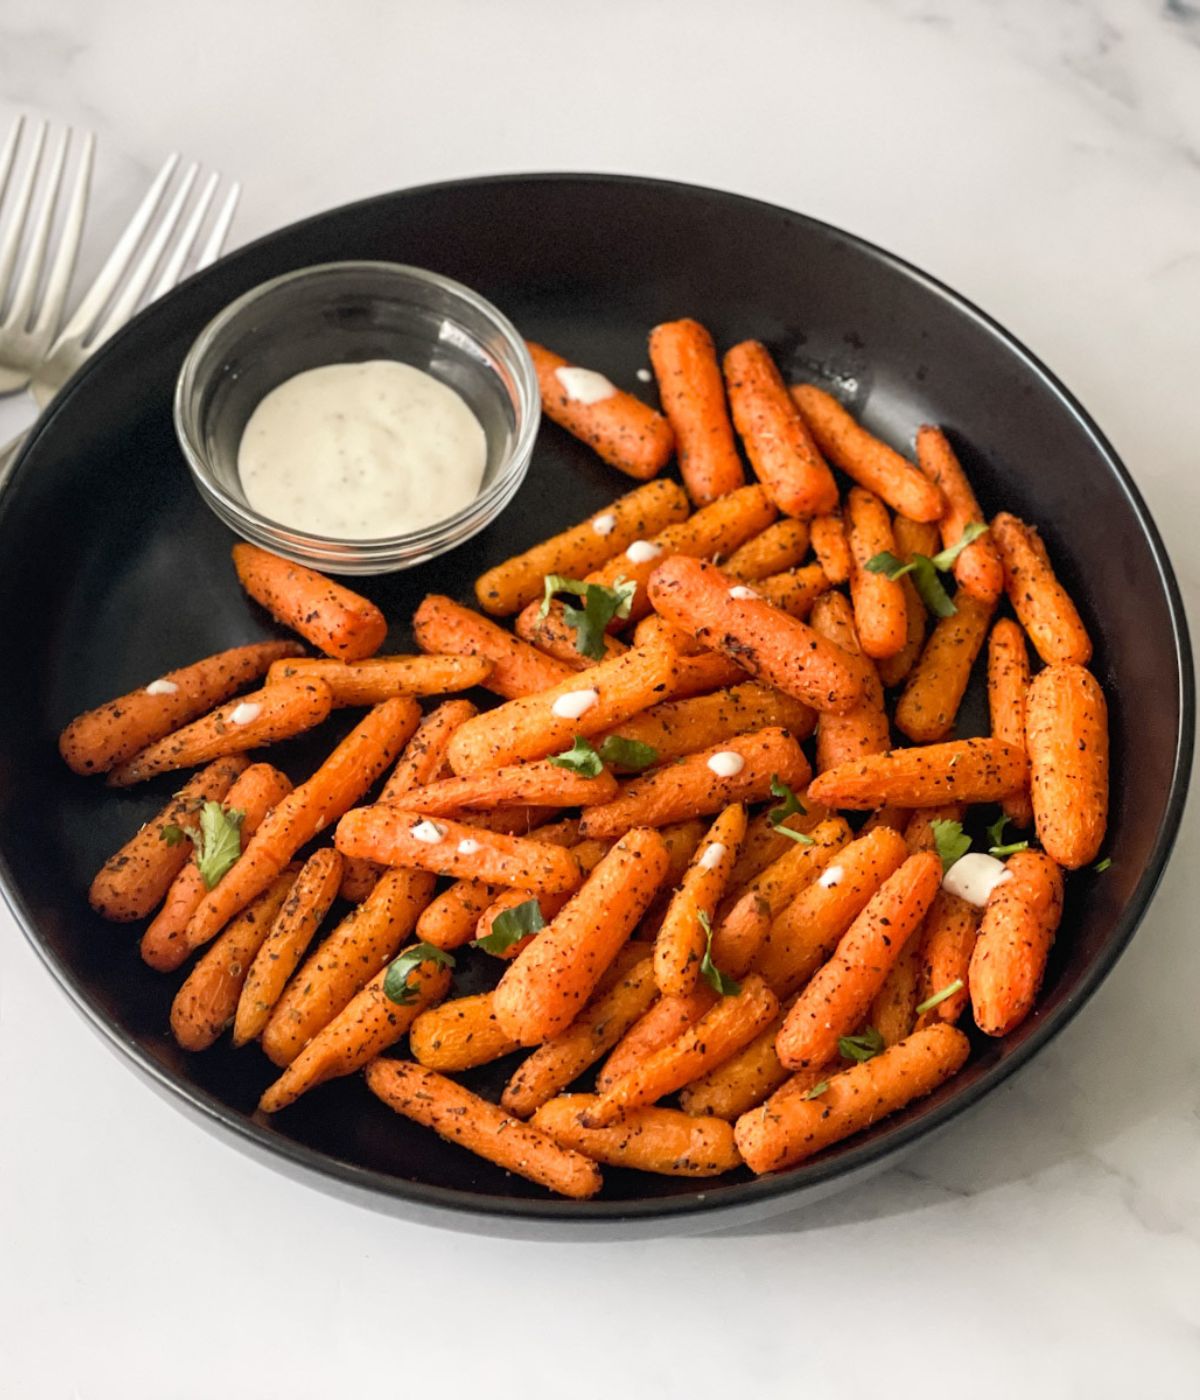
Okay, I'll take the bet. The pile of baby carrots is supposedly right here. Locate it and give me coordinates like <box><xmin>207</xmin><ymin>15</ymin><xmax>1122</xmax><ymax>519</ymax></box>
<box><xmin>64</xmin><ymin>316</ymin><xmax>1109</xmax><ymax>1197</ymax></box>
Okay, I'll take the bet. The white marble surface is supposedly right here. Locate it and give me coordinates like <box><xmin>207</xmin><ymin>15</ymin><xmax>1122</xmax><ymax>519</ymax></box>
<box><xmin>2</xmin><ymin>1</ymin><xmax>1198</xmax><ymax>1395</ymax></box>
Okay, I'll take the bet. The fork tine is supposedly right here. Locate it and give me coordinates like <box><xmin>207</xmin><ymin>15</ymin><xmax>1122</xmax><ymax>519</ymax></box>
<box><xmin>0</xmin><ymin>118</ymin><xmax>47</xmax><ymax>310</ymax></box>
<box><xmin>54</xmin><ymin>151</ymin><xmax>178</xmax><ymax>343</ymax></box>
<box><xmin>87</xmin><ymin>162</ymin><xmax>198</xmax><ymax>348</ymax></box>
<box><xmin>195</xmin><ymin>180</ymin><xmax>240</xmax><ymax>269</ymax></box>
<box><xmin>147</xmin><ymin>169</ymin><xmax>218</xmax><ymax>302</ymax></box>
<box><xmin>30</xmin><ymin>130</ymin><xmax>93</xmax><ymax>336</ymax></box>
<box><xmin>3</xmin><ymin>126</ymin><xmax>70</xmax><ymax>332</ymax></box>
<box><xmin>0</xmin><ymin>115</ymin><xmax>25</xmax><ymax>209</ymax></box>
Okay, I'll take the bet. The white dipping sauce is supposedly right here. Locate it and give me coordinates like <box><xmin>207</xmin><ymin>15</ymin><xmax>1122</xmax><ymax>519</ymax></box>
<box><xmin>238</xmin><ymin>361</ymin><xmax>487</xmax><ymax>539</ymax></box>
<box><xmin>943</xmin><ymin>853</ymin><xmax>1012</xmax><ymax>908</ymax></box>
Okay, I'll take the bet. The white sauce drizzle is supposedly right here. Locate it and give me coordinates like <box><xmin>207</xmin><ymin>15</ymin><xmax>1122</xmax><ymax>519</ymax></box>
<box><xmin>728</xmin><ymin>585</ymin><xmax>759</xmax><ymax>600</ymax></box>
<box><xmin>457</xmin><ymin>838</ymin><xmax>481</xmax><ymax>856</ymax></box>
<box><xmin>410</xmin><ymin>820</ymin><xmax>445</xmax><ymax>845</ymax></box>
<box><xmin>554</xmin><ymin>366</ymin><xmax>617</xmax><ymax>405</ymax></box>
<box><xmin>706</xmin><ymin>751</ymin><xmax>745</xmax><ymax>778</ymax></box>
<box><xmin>551</xmin><ymin>689</ymin><xmax>599</xmax><ymax>720</ymax></box>
<box><xmin>636</xmin><ymin>368</ymin><xmax>653</xmax><ymax>383</ymax></box>
<box><xmin>145</xmin><ymin>679</ymin><xmax>179</xmax><ymax>696</ymax></box>
<box><xmin>625</xmin><ymin>539</ymin><xmax>663</xmax><ymax>564</ymax></box>
<box><xmin>943</xmin><ymin>853</ymin><xmax>1012</xmax><ymax>907</ymax></box>
<box><xmin>698</xmin><ymin>842</ymin><xmax>727</xmax><ymax>871</ymax></box>
<box><xmin>818</xmin><ymin>864</ymin><xmax>845</xmax><ymax>889</ymax></box>
<box><xmin>229</xmin><ymin>702</ymin><xmax>262</xmax><ymax>725</ymax></box>
<box><xmin>591</xmin><ymin>512</ymin><xmax>617</xmax><ymax>536</ymax></box>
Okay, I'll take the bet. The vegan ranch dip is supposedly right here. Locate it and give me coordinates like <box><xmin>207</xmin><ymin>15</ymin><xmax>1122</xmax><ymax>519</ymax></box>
<box><xmin>237</xmin><ymin>361</ymin><xmax>487</xmax><ymax>539</ymax></box>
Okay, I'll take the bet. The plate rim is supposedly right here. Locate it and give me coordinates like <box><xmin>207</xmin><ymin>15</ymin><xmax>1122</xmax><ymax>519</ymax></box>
<box><xmin>1</xmin><ymin>171</ymin><xmax>1193</xmax><ymax>1228</ymax></box>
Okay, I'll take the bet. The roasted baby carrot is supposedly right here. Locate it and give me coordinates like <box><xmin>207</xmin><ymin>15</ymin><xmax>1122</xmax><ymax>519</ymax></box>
<box><xmin>365</xmin><ymin>1059</ymin><xmax>603</xmax><ymax>1199</ymax></box>
<box><xmin>808</xmin><ymin>738</ymin><xmax>1029</xmax><ymax>809</ymax></box>
<box><xmin>260</xmin><ymin>869</ymin><xmax>436</xmax><ymax>1066</ymax></box>
<box><xmin>736</xmin><ymin>816</ymin><xmax>852</xmax><ymax>919</ymax></box>
<box><xmin>533</xmin><ymin>1095</ymin><xmax>742</xmax><ymax>1176</ymax></box>
<box><xmin>876</xmin><ymin>515</ymin><xmax>938</xmax><ymax>688</ymax></box>
<box><xmin>987</xmin><ymin>618</ymin><xmax>1034</xmax><ymax>828</ymax></box>
<box><xmin>1025</xmin><ymin>663</ymin><xmax>1109</xmax><ymax>868</ymax></box>
<box><xmin>232</xmin><ymin>847</ymin><xmax>344</xmax><ymax>1046</ymax></box>
<box><xmin>416</xmin><ymin>878</ymin><xmax>497</xmax><ymax>951</ymax></box>
<box><xmin>870</xmin><ymin>930</ymin><xmax>924</xmax><ymax>1047</ymax></box>
<box><xmin>969</xmin><ymin>850</ymin><xmax>1064</xmax><ymax>1035</ymax></box>
<box><xmin>992</xmin><ymin>512</ymin><xmax>1092</xmax><ymax>665</ymax></box>
<box><xmin>59</xmin><ymin>640</ymin><xmax>303</xmax><ymax>776</ymax></box>
<box><xmin>88</xmin><ymin>756</ymin><xmax>249</xmax><ymax>922</ymax></box>
<box><xmin>723</xmin><ymin>341</ymin><xmax>838</xmax><ymax>517</ymax></box>
<box><xmin>647</xmin><ymin>555</ymin><xmax>863</xmax><ymax>713</ymax></box>
<box><xmin>654</xmin><ymin>804</ymin><xmax>745</xmax><ymax>996</ymax></box>
<box><xmin>183</xmin><ymin>698</ymin><xmax>420</xmax><ymax>951</ymax></box>
<box><xmin>412</xmin><ymin>595</ymin><xmax>573</xmax><ymax>699</ymax></box>
<box><xmin>402</xmin><ymin>758</ymin><xmax>618</xmax><ymax>815</ymax></box>
<box><xmin>729</xmin><ymin>801</ymin><xmax>834</xmax><ymax>887</ymax></box>
<box><xmin>678</xmin><ymin>1013</ymin><xmax>791</xmax><ymax>1120</ymax></box>
<box><xmin>409</xmin><ymin>992</ymin><xmax>521</xmax><ymax>1071</ymax></box>
<box><xmin>915</xmin><ymin>889</ymin><xmax>979</xmax><ymax>1028</ymax></box>
<box><xmin>475</xmin><ymin>477</ymin><xmax>689</xmax><ymax>615</ymax></box>
<box><xmin>445</xmin><ymin>643</ymin><xmax>676</xmax><ymax>774</ymax></box>
<box><xmin>493</xmin><ymin>828</ymin><xmax>671</xmax><ymax>1045</ymax></box>
<box><xmin>808</xmin><ymin>590</ymin><xmax>890</xmax><ymax>773</ymax></box>
<box><xmin>661</xmin><ymin>648</ymin><xmax>748</xmax><ymax>700</ymax></box>
<box><xmin>257</xmin><ymin>950</ymin><xmax>451</xmax><ymax>1112</ymax></box>
<box><xmin>846</xmin><ymin>487</ymin><xmax>909</xmax><ymax>660</ymax></box>
<box><xmin>514</xmin><ymin>599</ymin><xmax>629</xmax><ymax>670</ymax></box>
<box><xmin>170</xmin><ymin>868</ymin><xmax>298</xmax><ymax>1052</ymax></box>
<box><xmin>735</xmin><ymin>1023</ymin><xmax>969</xmax><ymax>1172</ymax></box>
<box><xmin>231</xmin><ymin>542</ymin><xmax>387</xmax><ymax>660</ymax></box>
<box><xmin>596</xmin><ymin>986</ymin><xmax>717</xmax><ymax>1093</ymax></box>
<box><xmin>904</xmin><ymin>802</ymin><xmax>965</xmax><ymax>854</ymax></box>
<box><xmin>790</xmin><ymin>384</ymin><xmax>944</xmax><ymax>522</ymax></box>
<box><xmin>724</xmin><ymin>518</ymin><xmax>810</xmax><ymax>582</ymax></box>
<box><xmin>915</xmin><ymin>426</ymin><xmax>1003</xmax><ymax>602</ymax></box>
<box><xmin>140</xmin><ymin>762</ymin><xmax>293</xmax><ymax>972</ymax></box>
<box><xmin>753</xmin><ymin>562</ymin><xmax>834</xmax><ymax>619</ymax></box>
<box><xmin>810</xmin><ymin>513</ymin><xmax>851</xmax><ymax>585</ymax></box>
<box><xmin>265</xmin><ymin>653</ymin><xmax>493</xmax><ymax>706</ymax></box>
<box><xmin>106</xmin><ymin>677</ymin><xmax>333</xmax><ymax>787</ymax></box>
<box><xmin>579</xmin><ymin>728</ymin><xmax>811</xmax><ymax>840</ymax></box>
<box><xmin>474</xmin><ymin>837</ymin><xmax>607</xmax><ymax>959</ymax></box>
<box><xmin>894</xmin><ymin>591</ymin><xmax>994</xmax><ymax>743</ymax></box>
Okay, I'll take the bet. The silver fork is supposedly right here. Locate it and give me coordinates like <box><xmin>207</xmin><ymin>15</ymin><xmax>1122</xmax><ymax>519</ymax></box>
<box><xmin>0</xmin><ymin>116</ymin><xmax>94</xmax><ymax>395</ymax></box>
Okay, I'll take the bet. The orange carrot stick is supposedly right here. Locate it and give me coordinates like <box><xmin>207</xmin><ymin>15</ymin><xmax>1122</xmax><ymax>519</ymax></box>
<box><xmin>140</xmin><ymin>762</ymin><xmax>293</xmax><ymax>972</ymax></box>
<box><xmin>364</xmin><ymin>1059</ymin><xmax>603</xmax><ymax>1199</ymax></box>
<box><xmin>969</xmin><ymin>850</ymin><xmax>1064</xmax><ymax>1035</ymax></box>
<box><xmin>648</xmin><ymin>318</ymin><xmax>744</xmax><ymax>505</ymax></box>
<box><xmin>514</xmin><ymin>599</ymin><xmax>629</xmax><ymax>670</ymax></box>
<box><xmin>915</xmin><ymin>425</ymin><xmax>1003</xmax><ymax>602</ymax></box>
<box><xmin>904</xmin><ymin>802</ymin><xmax>965</xmax><ymax>853</ymax></box>
<box><xmin>894</xmin><ymin>591</ymin><xmax>994</xmax><ymax>743</ymax></box>
<box><xmin>264</xmin><ymin>653</ymin><xmax>493</xmax><ymax>706</ymax></box>
<box><xmin>170</xmin><ymin>868</ymin><xmax>298</xmax><ymax>1052</ymax></box>
<box><xmin>723</xmin><ymin>341</ymin><xmax>838</xmax><ymax>516</ymax></box>
<box><xmin>870</xmin><ymin>929</ymin><xmax>924</xmax><ymax>1047</ymax></box>
<box><xmin>654</xmin><ymin>803</ymin><xmax>745</xmax><ymax>996</ymax></box>
<box><xmin>231</xmin><ymin>543</ymin><xmax>387</xmax><ymax>660</ymax></box>
<box><xmin>533</xmin><ymin>1095</ymin><xmax>742</xmax><ymax>1176</ymax></box>
<box><xmin>579</xmin><ymin>727</ymin><xmax>811</xmax><ymax>841</ymax></box>
<box><xmin>106</xmin><ymin>677</ymin><xmax>333</xmax><ymax>787</ymax></box>
<box><xmin>915</xmin><ymin>890</ymin><xmax>979</xmax><ymax>1028</ymax></box>
<box><xmin>735</xmin><ymin>1024</ymin><xmax>969</xmax><ymax>1172</ymax></box>
<box><xmin>88</xmin><ymin>756</ymin><xmax>249</xmax><ymax>922</ymax></box>
<box><xmin>810</xmin><ymin>513</ymin><xmax>851</xmax><ymax>585</ymax></box>
<box><xmin>661</xmin><ymin>648</ymin><xmax>748</xmax><ymax>700</ymax></box>
<box><xmin>409</xmin><ymin>992</ymin><xmax>521</xmax><ymax>1071</ymax></box>
<box><xmin>493</xmin><ymin>828</ymin><xmax>671</xmax><ymax>1045</ymax></box>
<box><xmin>59</xmin><ymin>640</ymin><xmax>303</xmax><ymax>776</ymax></box>
<box><xmin>845</xmin><ymin>487</ymin><xmax>909</xmax><ymax>660</ymax></box>
<box><xmin>876</xmin><ymin>515</ymin><xmax>938</xmax><ymax>688</ymax></box>
<box><xmin>753</xmin><ymin>561</ymin><xmax>834</xmax><ymax>619</ymax></box>
<box><xmin>807</xmin><ymin>738</ymin><xmax>1029</xmax><ymax>809</ymax></box>
<box><xmin>808</xmin><ymin>590</ymin><xmax>890</xmax><ymax>773</ymax></box>
<box><xmin>1025</xmin><ymin>663</ymin><xmax>1109</xmax><ymax>869</ymax></box>
<box><xmin>183</xmin><ymin>698</ymin><xmax>420</xmax><ymax>950</ymax></box>
<box><xmin>595</xmin><ymin>985</ymin><xmax>718</xmax><ymax>1093</ymax></box>
<box><xmin>401</xmin><ymin>759</ymin><xmax>618</xmax><ymax>815</ymax></box>
<box><xmin>475</xmin><ymin>478</ymin><xmax>689</xmax><ymax>615</ymax></box>
<box><xmin>647</xmin><ymin>555</ymin><xmax>863</xmax><ymax>713</ymax></box>
<box><xmin>729</xmin><ymin>801</ymin><xmax>834</xmax><ymax>887</ymax></box>
<box><xmin>992</xmin><ymin>512</ymin><xmax>1092</xmax><ymax>665</ymax></box>
<box><xmin>724</xmin><ymin>518</ymin><xmax>810</xmax><ymax>581</ymax></box>
<box><xmin>415</xmin><ymin>878</ymin><xmax>497</xmax><ymax>951</ymax></box>
<box><xmin>474</xmin><ymin>837</ymin><xmax>608</xmax><ymax>960</ymax></box>
<box><xmin>987</xmin><ymin>618</ymin><xmax>1034</xmax><ymax>828</ymax></box>
<box><xmin>678</xmin><ymin>1011</ymin><xmax>792</xmax><ymax>1119</ymax></box>
<box><xmin>412</xmin><ymin>595</ymin><xmax>573</xmax><ymax>699</ymax></box>
<box><xmin>735</xmin><ymin>816</ymin><xmax>851</xmax><ymax>919</ymax></box>
<box><xmin>232</xmin><ymin>848</ymin><xmax>344</xmax><ymax>1046</ymax></box>
<box><xmin>790</xmin><ymin>384</ymin><xmax>944</xmax><ymax>522</ymax></box>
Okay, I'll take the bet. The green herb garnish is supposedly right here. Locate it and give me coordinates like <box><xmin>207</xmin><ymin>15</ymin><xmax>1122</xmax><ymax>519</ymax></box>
<box><xmin>864</xmin><ymin>529</ymin><xmax>979</xmax><ymax>619</ymax></box>
<box><xmin>187</xmin><ymin>801</ymin><xmax>246</xmax><ymax>889</ymax></box>
<box><xmin>767</xmin><ymin>775</ymin><xmax>815</xmax><ymax>844</ymax></box>
<box><xmin>160</xmin><ymin>823</ymin><xmax>185</xmax><ymax>846</ymax></box>
<box><xmin>838</xmin><ymin>1027</ymin><xmax>885</xmax><ymax>1063</ymax></box>
<box><xmin>538</xmin><ymin>574</ymin><xmax>636</xmax><ymax>660</ymax></box>
<box><xmin>803</xmin><ymin>1080</ymin><xmax>830</xmax><ymax>1101</ymax></box>
<box><xmin>472</xmin><ymin>898</ymin><xmax>545</xmax><ymax>955</ymax></box>
<box><xmin>1094</xmin><ymin>857</ymin><xmax>1112</xmax><ymax>873</ymax></box>
<box><xmin>383</xmin><ymin>943</ymin><xmax>456</xmax><ymax>1005</ymax></box>
<box><xmin>986</xmin><ymin>814</ymin><xmax>1010</xmax><ymax>849</ymax></box>
<box><xmin>990</xmin><ymin>840</ymin><xmax>1030</xmax><ymax>857</ymax></box>
<box><xmin>915</xmin><ymin>978</ymin><xmax>964</xmax><ymax>1016</ymax></box>
<box><xmin>597</xmin><ymin>735</ymin><xmax>658</xmax><ymax>771</ymax></box>
<box><xmin>548</xmin><ymin>735</ymin><xmax>605</xmax><ymax>777</ymax></box>
<box><xmin>929</xmin><ymin>818</ymin><xmax>971</xmax><ymax>873</ymax></box>
<box><xmin>698</xmin><ymin>910</ymin><xmax>740</xmax><ymax>997</ymax></box>
<box><xmin>928</xmin><ymin>521</ymin><xmax>989</xmax><ymax>572</ymax></box>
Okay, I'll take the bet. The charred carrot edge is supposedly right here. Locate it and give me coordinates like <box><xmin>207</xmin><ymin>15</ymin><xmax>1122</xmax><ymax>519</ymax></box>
<box><xmin>647</xmin><ymin>555</ymin><xmax>863</xmax><ymax>713</ymax></box>
<box><xmin>514</xmin><ymin>599</ymin><xmax>629</xmax><ymax>670</ymax></box>
<box><xmin>808</xmin><ymin>590</ymin><xmax>890</xmax><ymax>774</ymax></box>
<box><xmin>583</xmin><ymin>973</ymin><xmax>780</xmax><ymax>1127</ymax></box>
<box><xmin>915</xmin><ymin>890</ymin><xmax>979</xmax><ymax>1028</ymax></box>
<box><xmin>534</xmin><ymin>1095</ymin><xmax>742</xmax><ymax>1177</ymax></box>
<box><xmin>365</xmin><ymin>1059</ymin><xmax>603</xmax><ymax>1199</ymax></box>
<box><xmin>915</xmin><ymin>426</ymin><xmax>1004</xmax><ymax>602</ymax></box>
<box><xmin>499</xmin><ymin>948</ymin><xmax>657</xmax><ymax>1117</ymax></box>
<box><xmin>725</xmin><ymin>518</ymin><xmax>811</xmax><ymax>582</ymax></box>
<box><xmin>735</xmin><ymin>1024</ymin><xmax>970</xmax><ymax>1173</ymax></box>
<box><xmin>409</xmin><ymin>991</ymin><xmax>521</xmax><ymax>1071</ymax></box>
<box><xmin>992</xmin><ymin>512</ymin><xmax>1092</xmax><ymax>665</ymax></box>
<box><xmin>88</xmin><ymin>756</ymin><xmax>250</xmax><ymax>922</ymax></box>
<box><xmin>265</xmin><ymin>654</ymin><xmax>493</xmax><ymax>706</ymax></box>
<box><xmin>579</xmin><ymin>727</ymin><xmax>811</xmax><ymax>841</ymax></box>
<box><xmin>528</xmin><ymin>340</ymin><xmax>674</xmax><ymax>481</ymax></box>
<box><xmin>59</xmin><ymin>640</ymin><xmax>303</xmax><ymax>776</ymax></box>
<box><xmin>260</xmin><ymin>869</ymin><xmax>437</xmax><ymax>1067</ymax></box>
<box><xmin>107</xmin><ymin>677</ymin><xmax>334</xmax><ymax>787</ymax></box>
<box><xmin>810</xmin><ymin>513</ymin><xmax>851</xmax><ymax>585</ymax></box>
<box><xmin>401</xmin><ymin>759</ymin><xmax>618</xmax><ymax>816</ymax></box>
<box><xmin>894</xmin><ymin>592</ymin><xmax>994</xmax><ymax>744</ymax></box>
<box><xmin>475</xmin><ymin>478</ymin><xmax>689</xmax><ymax>615</ymax></box>
<box><xmin>595</xmin><ymin>985</ymin><xmax>718</xmax><ymax>1093</ymax></box>
<box><xmin>987</xmin><ymin>618</ymin><xmax>1034</xmax><ymax>828</ymax></box>
<box><xmin>723</xmin><ymin>341</ymin><xmax>838</xmax><ymax>517</ymax></box>
<box><xmin>1025</xmin><ymin>663</ymin><xmax>1109</xmax><ymax>868</ymax></box>
<box><xmin>232</xmin><ymin>847</ymin><xmax>344</xmax><ymax>1046</ymax></box>
<box><xmin>648</xmin><ymin>318</ymin><xmax>745</xmax><ymax>505</ymax></box>
<box><xmin>790</xmin><ymin>384</ymin><xmax>944</xmax><ymax>522</ymax></box>
<box><xmin>753</xmin><ymin>562</ymin><xmax>834</xmax><ymax>619</ymax></box>
<box><xmin>969</xmin><ymin>850</ymin><xmax>1064</xmax><ymax>1036</ymax></box>
<box><xmin>845</xmin><ymin>487</ymin><xmax>909</xmax><ymax>660</ymax></box>
<box><xmin>257</xmin><ymin>953</ymin><xmax>452</xmax><ymax>1112</ymax></box>
<box><xmin>654</xmin><ymin>804</ymin><xmax>746</xmax><ymax>997</ymax></box>
<box><xmin>231</xmin><ymin>542</ymin><xmax>388</xmax><ymax>660</ymax></box>
<box><xmin>776</xmin><ymin>851</ymin><xmax>942</xmax><ymax>1070</ymax></box>
<box><xmin>170</xmin><ymin>869</ymin><xmax>299</xmax><ymax>1052</ymax></box>
<box><xmin>412</xmin><ymin>595</ymin><xmax>573</xmax><ymax>699</ymax></box>
<box><xmin>140</xmin><ymin>762</ymin><xmax>294</xmax><ymax>972</ymax></box>
<box><xmin>183</xmin><ymin>698</ymin><xmax>421</xmax><ymax>953</ymax></box>
<box><xmin>807</xmin><ymin>738</ymin><xmax>1029</xmax><ymax>810</ymax></box>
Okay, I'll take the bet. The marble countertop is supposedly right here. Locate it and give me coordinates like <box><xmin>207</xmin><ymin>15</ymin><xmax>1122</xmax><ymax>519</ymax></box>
<box><xmin>2</xmin><ymin>1</ymin><xmax>1198</xmax><ymax>1395</ymax></box>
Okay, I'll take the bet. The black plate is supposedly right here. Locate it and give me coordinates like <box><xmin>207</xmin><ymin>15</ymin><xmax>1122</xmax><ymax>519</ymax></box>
<box><xmin>0</xmin><ymin>175</ymin><xmax>1191</xmax><ymax>1238</ymax></box>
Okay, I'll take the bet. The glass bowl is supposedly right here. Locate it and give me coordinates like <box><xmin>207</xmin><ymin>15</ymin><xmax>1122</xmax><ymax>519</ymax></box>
<box><xmin>174</xmin><ymin>260</ymin><xmax>539</xmax><ymax>574</ymax></box>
